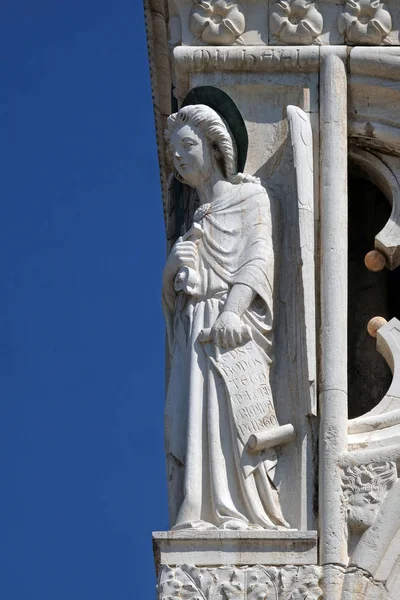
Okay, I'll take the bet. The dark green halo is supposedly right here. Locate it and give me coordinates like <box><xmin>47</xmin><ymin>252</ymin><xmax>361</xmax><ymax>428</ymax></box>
<box><xmin>182</xmin><ymin>86</ymin><xmax>248</xmax><ymax>174</ymax></box>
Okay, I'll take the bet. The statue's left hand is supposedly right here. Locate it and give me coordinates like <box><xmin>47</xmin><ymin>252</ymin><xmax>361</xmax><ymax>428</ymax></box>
<box><xmin>211</xmin><ymin>311</ymin><xmax>250</xmax><ymax>349</ymax></box>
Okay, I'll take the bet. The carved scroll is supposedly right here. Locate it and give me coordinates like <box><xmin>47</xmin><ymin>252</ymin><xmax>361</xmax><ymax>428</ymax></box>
<box><xmin>204</xmin><ymin>336</ymin><xmax>278</xmax><ymax>446</ymax></box>
<box><xmin>201</xmin><ymin>332</ymin><xmax>295</xmax><ymax>463</ymax></box>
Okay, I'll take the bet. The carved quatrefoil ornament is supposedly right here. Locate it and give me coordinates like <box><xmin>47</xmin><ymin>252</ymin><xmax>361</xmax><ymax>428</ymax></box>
<box><xmin>190</xmin><ymin>0</ymin><xmax>246</xmax><ymax>45</ymax></box>
<box><xmin>270</xmin><ymin>0</ymin><xmax>323</xmax><ymax>45</ymax></box>
<box><xmin>338</xmin><ymin>0</ymin><xmax>392</xmax><ymax>45</ymax></box>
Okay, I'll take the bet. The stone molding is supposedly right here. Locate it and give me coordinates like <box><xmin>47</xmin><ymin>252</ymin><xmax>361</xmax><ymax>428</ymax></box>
<box><xmin>172</xmin><ymin>45</ymin><xmax>321</xmax><ymax>100</ymax></box>
<box><xmin>153</xmin><ymin>531</ymin><xmax>318</xmax><ymax>568</ymax></box>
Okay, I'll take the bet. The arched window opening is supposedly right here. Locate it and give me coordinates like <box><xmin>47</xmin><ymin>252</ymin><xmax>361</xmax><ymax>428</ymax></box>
<box><xmin>348</xmin><ymin>162</ymin><xmax>400</xmax><ymax>418</ymax></box>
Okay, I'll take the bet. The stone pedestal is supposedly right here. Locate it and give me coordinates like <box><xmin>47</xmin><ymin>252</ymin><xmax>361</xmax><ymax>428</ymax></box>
<box><xmin>154</xmin><ymin>531</ymin><xmax>321</xmax><ymax>599</ymax></box>
<box><xmin>153</xmin><ymin>530</ymin><xmax>318</xmax><ymax>569</ymax></box>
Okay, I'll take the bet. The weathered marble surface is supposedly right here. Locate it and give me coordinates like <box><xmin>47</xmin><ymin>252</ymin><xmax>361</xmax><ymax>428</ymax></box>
<box><xmin>157</xmin><ymin>564</ymin><xmax>323</xmax><ymax>600</ymax></box>
<box><xmin>153</xmin><ymin>530</ymin><xmax>318</xmax><ymax>567</ymax></box>
<box><xmin>156</xmin><ymin>561</ymin><xmax>400</xmax><ymax>599</ymax></box>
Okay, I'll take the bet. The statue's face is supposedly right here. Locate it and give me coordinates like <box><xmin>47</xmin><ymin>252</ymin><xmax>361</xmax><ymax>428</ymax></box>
<box><xmin>170</xmin><ymin>123</ymin><xmax>211</xmax><ymax>187</ymax></box>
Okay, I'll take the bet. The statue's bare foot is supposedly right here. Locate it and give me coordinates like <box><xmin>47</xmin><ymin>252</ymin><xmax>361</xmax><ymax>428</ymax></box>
<box><xmin>172</xmin><ymin>520</ymin><xmax>217</xmax><ymax>531</ymax></box>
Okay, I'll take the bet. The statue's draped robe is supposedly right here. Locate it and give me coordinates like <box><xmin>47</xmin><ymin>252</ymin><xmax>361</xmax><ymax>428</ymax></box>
<box><xmin>164</xmin><ymin>180</ymin><xmax>287</xmax><ymax>529</ymax></box>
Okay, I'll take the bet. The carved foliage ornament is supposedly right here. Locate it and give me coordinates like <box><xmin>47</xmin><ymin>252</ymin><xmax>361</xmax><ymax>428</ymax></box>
<box><xmin>341</xmin><ymin>461</ymin><xmax>397</xmax><ymax>533</ymax></box>
<box><xmin>190</xmin><ymin>0</ymin><xmax>246</xmax><ymax>45</ymax></box>
<box><xmin>157</xmin><ymin>565</ymin><xmax>323</xmax><ymax>600</ymax></box>
<box><xmin>270</xmin><ymin>1</ymin><xmax>323</xmax><ymax>45</ymax></box>
<box><xmin>338</xmin><ymin>0</ymin><xmax>392</xmax><ymax>45</ymax></box>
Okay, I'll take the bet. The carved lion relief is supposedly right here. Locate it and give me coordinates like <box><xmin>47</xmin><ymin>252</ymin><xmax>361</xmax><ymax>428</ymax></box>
<box><xmin>341</xmin><ymin>461</ymin><xmax>397</xmax><ymax>533</ymax></box>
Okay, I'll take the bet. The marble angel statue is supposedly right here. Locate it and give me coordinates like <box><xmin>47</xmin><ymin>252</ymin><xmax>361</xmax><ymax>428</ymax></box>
<box><xmin>162</xmin><ymin>102</ymin><xmax>292</xmax><ymax>531</ymax></box>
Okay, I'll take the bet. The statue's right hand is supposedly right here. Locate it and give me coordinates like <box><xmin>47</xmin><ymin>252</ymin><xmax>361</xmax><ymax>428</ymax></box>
<box><xmin>163</xmin><ymin>237</ymin><xmax>198</xmax><ymax>280</ymax></box>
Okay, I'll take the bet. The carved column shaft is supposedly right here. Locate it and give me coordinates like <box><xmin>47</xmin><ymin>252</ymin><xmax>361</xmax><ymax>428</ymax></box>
<box><xmin>319</xmin><ymin>51</ymin><xmax>348</xmax><ymax>569</ymax></box>
<box><xmin>317</xmin><ymin>48</ymin><xmax>351</xmax><ymax>600</ymax></box>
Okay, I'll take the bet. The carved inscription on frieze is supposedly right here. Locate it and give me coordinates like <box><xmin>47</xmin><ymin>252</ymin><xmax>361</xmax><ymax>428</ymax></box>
<box><xmin>173</xmin><ymin>46</ymin><xmax>320</xmax><ymax>99</ymax></box>
<box><xmin>175</xmin><ymin>46</ymin><xmax>320</xmax><ymax>73</ymax></box>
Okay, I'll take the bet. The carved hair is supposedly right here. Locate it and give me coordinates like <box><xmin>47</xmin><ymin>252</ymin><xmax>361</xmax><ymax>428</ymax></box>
<box><xmin>165</xmin><ymin>104</ymin><xmax>258</xmax><ymax>185</ymax></box>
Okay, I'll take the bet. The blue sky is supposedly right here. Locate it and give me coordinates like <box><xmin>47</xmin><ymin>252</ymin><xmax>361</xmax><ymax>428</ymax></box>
<box><xmin>0</xmin><ymin>2</ymin><xmax>167</xmax><ymax>598</ymax></box>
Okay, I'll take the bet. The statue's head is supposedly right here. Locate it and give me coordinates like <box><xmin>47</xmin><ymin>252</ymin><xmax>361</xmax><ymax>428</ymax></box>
<box><xmin>165</xmin><ymin>104</ymin><xmax>240</xmax><ymax>188</ymax></box>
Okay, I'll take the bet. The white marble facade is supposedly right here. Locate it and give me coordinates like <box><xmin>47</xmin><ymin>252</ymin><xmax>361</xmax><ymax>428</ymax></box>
<box><xmin>144</xmin><ymin>0</ymin><xmax>400</xmax><ymax>597</ymax></box>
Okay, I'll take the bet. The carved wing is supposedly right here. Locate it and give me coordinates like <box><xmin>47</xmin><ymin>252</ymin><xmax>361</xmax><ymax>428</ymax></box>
<box><xmin>166</xmin><ymin>175</ymin><xmax>199</xmax><ymax>251</ymax></box>
<box><xmin>267</xmin><ymin>106</ymin><xmax>316</xmax><ymax>417</ymax></box>
<box><xmin>287</xmin><ymin>105</ymin><xmax>316</xmax><ymax>416</ymax></box>
<box><xmin>261</xmin><ymin>106</ymin><xmax>316</xmax><ymax>528</ymax></box>
<box><xmin>166</xmin><ymin>173</ymin><xmax>177</xmax><ymax>249</ymax></box>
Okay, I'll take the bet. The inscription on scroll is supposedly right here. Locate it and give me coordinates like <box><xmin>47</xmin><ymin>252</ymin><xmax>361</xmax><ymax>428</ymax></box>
<box><xmin>206</xmin><ymin>339</ymin><xmax>278</xmax><ymax>447</ymax></box>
